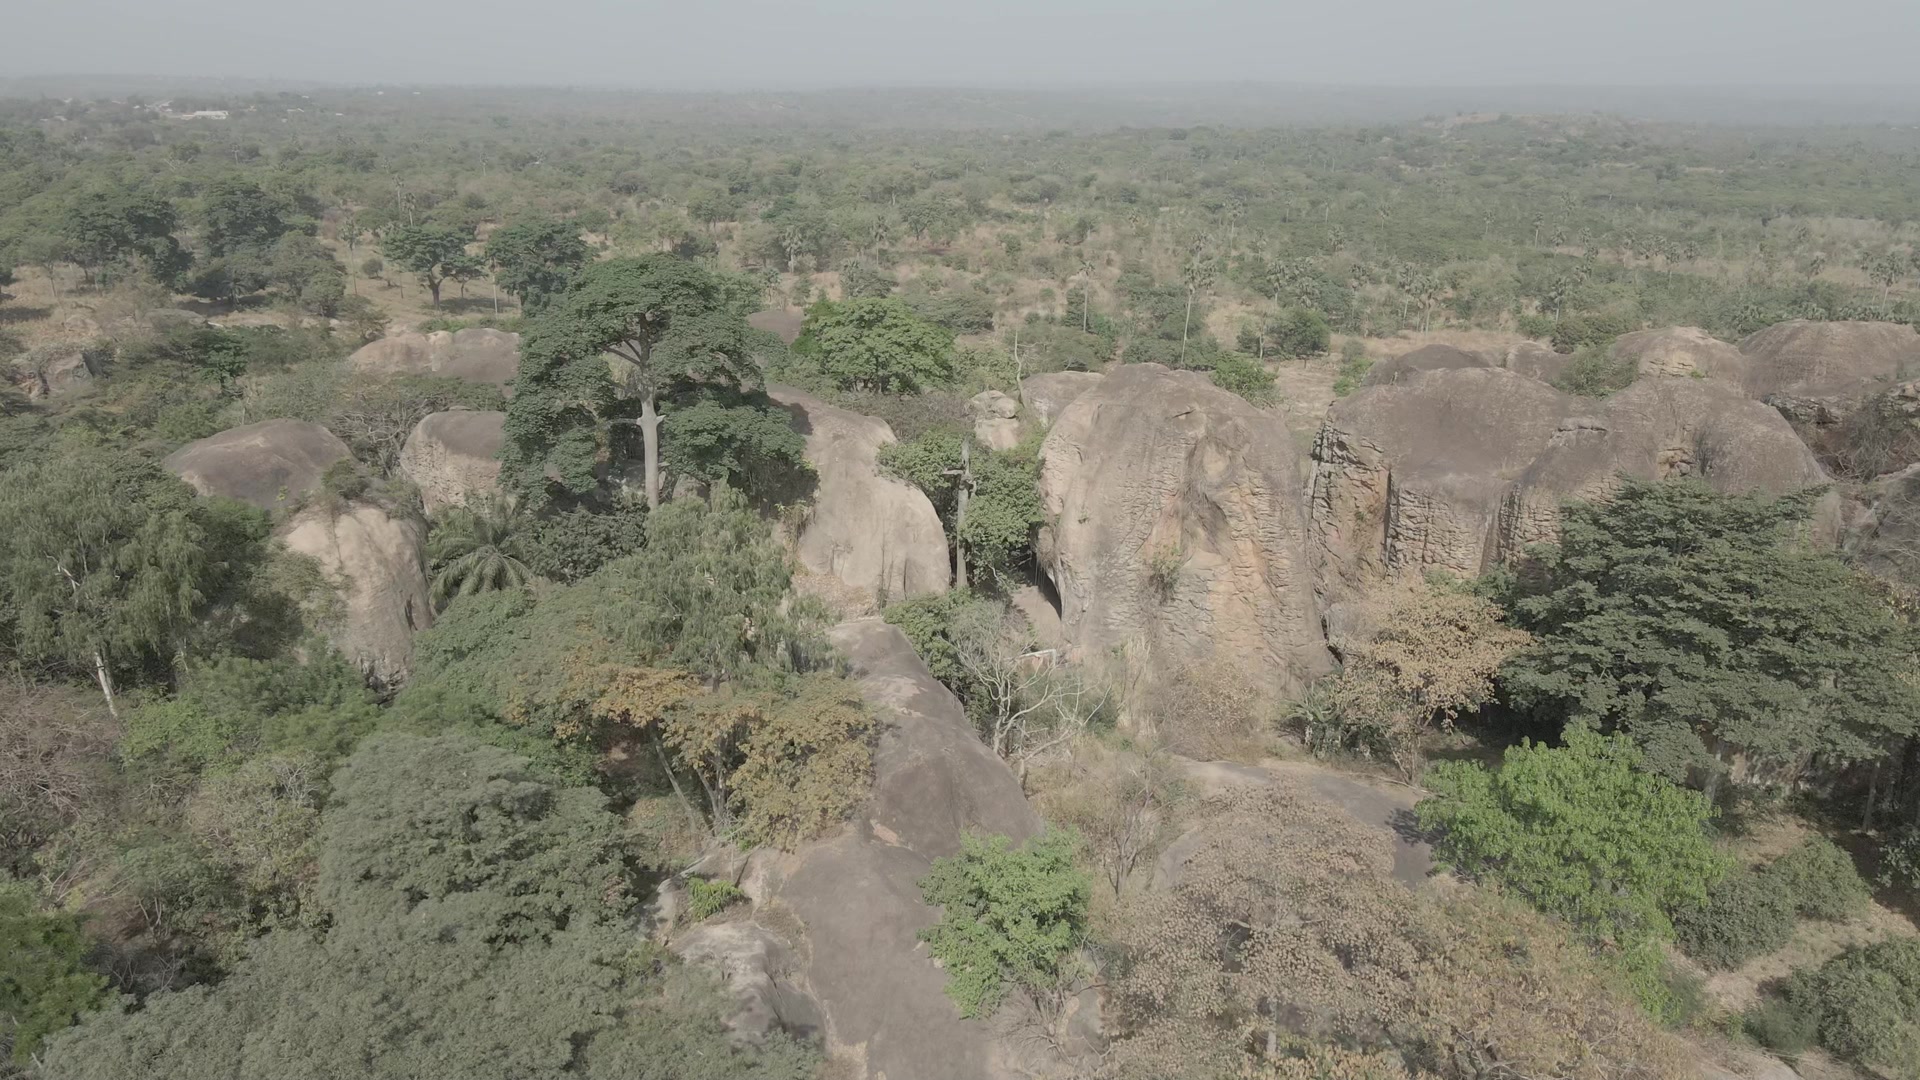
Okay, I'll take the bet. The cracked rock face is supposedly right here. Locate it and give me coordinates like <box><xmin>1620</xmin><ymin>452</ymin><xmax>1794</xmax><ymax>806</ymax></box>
<box><xmin>1310</xmin><ymin>364</ymin><xmax>1828</xmax><ymax>604</ymax></box>
<box><xmin>1037</xmin><ymin>363</ymin><xmax>1331</xmax><ymax>698</ymax></box>
<box><xmin>348</xmin><ymin>327</ymin><xmax>521</xmax><ymax>390</ymax></box>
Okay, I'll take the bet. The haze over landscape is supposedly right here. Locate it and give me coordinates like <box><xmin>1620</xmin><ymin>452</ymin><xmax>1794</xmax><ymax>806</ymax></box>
<box><xmin>8</xmin><ymin>4</ymin><xmax>1920</xmax><ymax>1080</ymax></box>
<box><xmin>8</xmin><ymin>0</ymin><xmax>1920</xmax><ymax>92</ymax></box>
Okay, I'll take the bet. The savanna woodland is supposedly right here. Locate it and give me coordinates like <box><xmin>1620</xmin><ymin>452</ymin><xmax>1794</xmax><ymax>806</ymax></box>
<box><xmin>3</xmin><ymin>80</ymin><xmax>1920</xmax><ymax>1080</ymax></box>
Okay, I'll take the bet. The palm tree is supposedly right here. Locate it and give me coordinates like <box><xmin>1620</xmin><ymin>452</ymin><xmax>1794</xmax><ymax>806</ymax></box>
<box><xmin>427</xmin><ymin>499</ymin><xmax>533</xmax><ymax>609</ymax></box>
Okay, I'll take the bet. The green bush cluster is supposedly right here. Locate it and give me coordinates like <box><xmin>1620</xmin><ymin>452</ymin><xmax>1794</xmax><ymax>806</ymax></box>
<box><xmin>1674</xmin><ymin>838</ymin><xmax>1870</xmax><ymax>969</ymax></box>
<box><xmin>917</xmin><ymin>831</ymin><xmax>1090</xmax><ymax>1018</ymax></box>
<box><xmin>1784</xmin><ymin>937</ymin><xmax>1920</xmax><ymax>1074</ymax></box>
<box><xmin>684</xmin><ymin>878</ymin><xmax>746</xmax><ymax>922</ymax></box>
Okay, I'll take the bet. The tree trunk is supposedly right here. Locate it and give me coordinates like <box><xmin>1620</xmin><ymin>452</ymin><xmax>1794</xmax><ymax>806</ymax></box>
<box><xmin>427</xmin><ymin>277</ymin><xmax>442</xmax><ymax>307</ymax></box>
<box><xmin>651</xmin><ymin>733</ymin><xmax>707</xmax><ymax>836</ymax></box>
<box><xmin>1179</xmin><ymin>290</ymin><xmax>1194</xmax><ymax>364</ymax></box>
<box><xmin>640</xmin><ymin>394</ymin><xmax>663</xmax><ymax>510</ymax></box>
<box><xmin>954</xmin><ymin>440</ymin><xmax>972</xmax><ymax>591</ymax></box>
<box><xmin>91</xmin><ymin>649</ymin><xmax>118</xmax><ymax>719</ymax></box>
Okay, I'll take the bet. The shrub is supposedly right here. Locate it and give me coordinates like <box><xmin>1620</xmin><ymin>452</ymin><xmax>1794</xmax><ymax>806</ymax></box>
<box><xmin>320</xmin><ymin>456</ymin><xmax>369</xmax><ymax>501</ymax></box>
<box><xmin>1745</xmin><ymin>997</ymin><xmax>1817</xmax><ymax>1055</ymax></box>
<box><xmin>684</xmin><ymin>877</ymin><xmax>746</xmax><ymax>922</ymax></box>
<box><xmin>1767</xmin><ymin>837</ymin><xmax>1870</xmax><ymax>921</ymax></box>
<box><xmin>1209</xmin><ymin>351</ymin><xmax>1276</xmax><ymax>404</ymax></box>
<box><xmin>917</xmin><ymin>831</ymin><xmax>1090</xmax><ymax>1018</ymax></box>
<box><xmin>1551</xmin><ymin>344</ymin><xmax>1637</xmax><ymax>397</ymax></box>
<box><xmin>1672</xmin><ymin>869</ymin><xmax>1796</xmax><ymax>969</ymax></box>
<box><xmin>1332</xmin><ymin>341</ymin><xmax>1374</xmax><ymax>396</ymax></box>
<box><xmin>1148</xmin><ymin>661</ymin><xmax>1270</xmax><ymax>761</ymax></box>
<box><xmin>1878</xmin><ymin>824</ymin><xmax>1920</xmax><ymax>892</ymax></box>
<box><xmin>1417</xmin><ymin>728</ymin><xmax>1724</xmax><ymax>949</ymax></box>
<box><xmin>1550</xmin><ymin>312</ymin><xmax>1633</xmax><ymax>353</ymax></box>
<box><xmin>1788</xmin><ymin>936</ymin><xmax>1920</xmax><ymax>1071</ymax></box>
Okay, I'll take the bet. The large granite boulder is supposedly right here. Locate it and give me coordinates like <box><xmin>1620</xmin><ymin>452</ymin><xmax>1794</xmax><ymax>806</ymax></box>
<box><xmin>1611</xmin><ymin>326</ymin><xmax>1748</xmax><ymax>382</ymax></box>
<box><xmin>1495</xmin><ymin>378</ymin><xmax>1828</xmax><ymax>558</ymax></box>
<box><xmin>347</xmin><ymin>328</ymin><xmax>520</xmax><ymax>390</ymax></box>
<box><xmin>1311</xmin><ymin>367</ymin><xmax>1576</xmax><ymax>597</ymax></box>
<box><xmin>1362</xmin><ymin>343</ymin><xmax>1492</xmax><ymax>386</ymax></box>
<box><xmin>770</xmin><ymin>386</ymin><xmax>950</xmax><ymax>603</ymax></box>
<box><xmin>1739</xmin><ymin>320</ymin><xmax>1920</xmax><ymax>424</ymax></box>
<box><xmin>681</xmin><ymin>620</ymin><xmax>1043</xmax><ymax>1080</ymax></box>
<box><xmin>398</xmin><ymin>410</ymin><xmax>505</xmax><ymax>516</ymax></box>
<box><xmin>1311</xmin><ymin>366</ymin><xmax>1830</xmax><ymax>601</ymax></box>
<box><xmin>278</xmin><ymin>500</ymin><xmax>432</xmax><ymax>687</ymax></box>
<box><xmin>1020</xmin><ymin>371</ymin><xmax>1104</xmax><ymax>427</ymax></box>
<box><xmin>10</xmin><ymin>343</ymin><xmax>97</xmax><ymax>400</ymax></box>
<box><xmin>162</xmin><ymin>419</ymin><xmax>353</xmax><ymax>511</ymax></box>
<box><xmin>1497</xmin><ymin>340</ymin><xmax>1571</xmax><ymax>384</ymax></box>
<box><xmin>967</xmin><ymin>389</ymin><xmax>1023</xmax><ymax>451</ymax></box>
<box><xmin>1038</xmin><ymin>363</ymin><xmax>1331</xmax><ymax>698</ymax></box>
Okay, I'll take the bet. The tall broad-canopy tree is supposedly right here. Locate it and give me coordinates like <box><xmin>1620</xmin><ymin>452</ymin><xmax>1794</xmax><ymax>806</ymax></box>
<box><xmin>503</xmin><ymin>254</ymin><xmax>765</xmax><ymax>508</ymax></box>
<box><xmin>42</xmin><ymin>733</ymin><xmax>818</xmax><ymax>1080</ymax></box>
<box><xmin>198</xmin><ymin>177</ymin><xmax>297</xmax><ymax>258</ymax></box>
<box><xmin>1495</xmin><ymin>477</ymin><xmax>1920</xmax><ymax>786</ymax></box>
<box><xmin>0</xmin><ymin>450</ymin><xmax>262</xmax><ymax>715</ymax></box>
<box><xmin>484</xmin><ymin>219</ymin><xmax>590</xmax><ymax>314</ymax></box>
<box><xmin>794</xmin><ymin>296</ymin><xmax>954</xmax><ymax>393</ymax></box>
<box><xmin>382</xmin><ymin>223</ymin><xmax>476</xmax><ymax>307</ymax></box>
<box><xmin>57</xmin><ymin>191</ymin><xmax>188</xmax><ymax>285</ymax></box>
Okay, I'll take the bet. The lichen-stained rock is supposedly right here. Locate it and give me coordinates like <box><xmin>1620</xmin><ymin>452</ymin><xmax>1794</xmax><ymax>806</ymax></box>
<box><xmin>398</xmin><ymin>410</ymin><xmax>505</xmax><ymax>516</ymax></box>
<box><xmin>769</xmin><ymin>386</ymin><xmax>949</xmax><ymax>603</ymax></box>
<box><xmin>1611</xmin><ymin>326</ymin><xmax>1748</xmax><ymax>382</ymax></box>
<box><xmin>1739</xmin><ymin>319</ymin><xmax>1920</xmax><ymax>424</ymax></box>
<box><xmin>278</xmin><ymin>500</ymin><xmax>432</xmax><ymax>686</ymax></box>
<box><xmin>1311</xmin><ymin>367</ymin><xmax>1575</xmax><ymax>598</ymax></box>
<box><xmin>162</xmin><ymin>419</ymin><xmax>353</xmax><ymax>511</ymax></box>
<box><xmin>347</xmin><ymin>327</ymin><xmax>520</xmax><ymax>390</ymax></box>
<box><xmin>967</xmin><ymin>388</ymin><xmax>1022</xmax><ymax>451</ymax></box>
<box><xmin>1362</xmin><ymin>343</ymin><xmax>1492</xmax><ymax>386</ymax></box>
<box><xmin>1038</xmin><ymin>363</ymin><xmax>1330</xmax><ymax>697</ymax></box>
<box><xmin>1019</xmin><ymin>370</ymin><xmax>1104</xmax><ymax>428</ymax></box>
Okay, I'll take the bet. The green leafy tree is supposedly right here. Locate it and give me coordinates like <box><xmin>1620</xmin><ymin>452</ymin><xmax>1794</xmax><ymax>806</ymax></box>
<box><xmin>199</xmin><ymin>177</ymin><xmax>294</xmax><ymax>258</ymax></box>
<box><xmin>1209</xmin><ymin>351</ymin><xmax>1276</xmax><ymax>404</ymax></box>
<box><xmin>57</xmin><ymin>191</ymin><xmax>188</xmax><ymax>285</ymax></box>
<box><xmin>427</xmin><ymin>500</ymin><xmax>534</xmax><ymax>608</ymax></box>
<box><xmin>1417</xmin><ymin>727</ymin><xmax>1725</xmax><ymax>948</ymax></box>
<box><xmin>878</xmin><ymin>433</ymin><xmax>1044</xmax><ymax>585</ymax></box>
<box><xmin>0</xmin><ymin>451</ymin><xmax>256</xmax><ymax>715</ymax></box>
<box><xmin>918</xmin><ymin>831</ymin><xmax>1090</xmax><ymax>1018</ymax></box>
<box><xmin>0</xmin><ymin>881</ymin><xmax>108</xmax><ymax>1066</ymax></box>
<box><xmin>522</xmin><ymin>504</ymin><xmax>649</xmax><ymax>584</ymax></box>
<box><xmin>798</xmin><ymin>297</ymin><xmax>954</xmax><ymax>393</ymax></box>
<box><xmin>381</xmin><ymin>223</ymin><xmax>474</xmax><ymax>307</ymax></box>
<box><xmin>485</xmin><ymin>219</ymin><xmax>590</xmax><ymax>314</ymax></box>
<box><xmin>657</xmin><ymin>386</ymin><xmax>810</xmax><ymax>504</ymax></box>
<box><xmin>1495</xmin><ymin>478</ymin><xmax>1919</xmax><ymax>784</ymax></box>
<box><xmin>43</xmin><ymin>734</ymin><xmax>817</xmax><ymax>1080</ymax></box>
<box><xmin>504</xmin><ymin>255</ymin><xmax>763</xmax><ymax>507</ymax></box>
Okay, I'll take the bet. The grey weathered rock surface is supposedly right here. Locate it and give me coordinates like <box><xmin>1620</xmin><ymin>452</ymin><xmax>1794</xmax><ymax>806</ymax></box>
<box><xmin>1311</xmin><ymin>364</ymin><xmax>1829</xmax><ymax>600</ymax></box>
<box><xmin>1497</xmin><ymin>378</ymin><xmax>1828</xmax><ymax>558</ymax></box>
<box><xmin>967</xmin><ymin>389</ymin><xmax>1023</xmax><ymax>452</ymax></box>
<box><xmin>278</xmin><ymin>500</ymin><xmax>431</xmax><ymax>686</ymax></box>
<box><xmin>1739</xmin><ymin>319</ymin><xmax>1920</xmax><ymax>424</ymax></box>
<box><xmin>1038</xmin><ymin>363</ymin><xmax>1331</xmax><ymax>697</ymax></box>
<box><xmin>162</xmin><ymin>419</ymin><xmax>353</xmax><ymax>511</ymax></box>
<box><xmin>1019</xmin><ymin>370</ymin><xmax>1104</xmax><ymax>427</ymax></box>
<box><xmin>398</xmin><ymin>410</ymin><xmax>505</xmax><ymax>515</ymax></box>
<box><xmin>1497</xmin><ymin>340</ymin><xmax>1571</xmax><ymax>384</ymax></box>
<box><xmin>1312</xmin><ymin>367</ymin><xmax>1576</xmax><ymax>596</ymax></box>
<box><xmin>683</xmin><ymin>620</ymin><xmax>1040</xmax><ymax>1080</ymax></box>
<box><xmin>1362</xmin><ymin>343</ymin><xmax>1492</xmax><ymax>386</ymax></box>
<box><xmin>770</xmin><ymin>385</ymin><xmax>949</xmax><ymax>603</ymax></box>
<box><xmin>10</xmin><ymin>343</ymin><xmax>96</xmax><ymax>399</ymax></box>
<box><xmin>1611</xmin><ymin>326</ymin><xmax>1748</xmax><ymax>382</ymax></box>
<box><xmin>347</xmin><ymin>327</ymin><xmax>520</xmax><ymax>389</ymax></box>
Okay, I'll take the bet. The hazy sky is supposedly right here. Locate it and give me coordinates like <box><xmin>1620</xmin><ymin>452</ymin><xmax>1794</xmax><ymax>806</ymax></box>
<box><xmin>6</xmin><ymin>0</ymin><xmax>1917</xmax><ymax>89</ymax></box>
